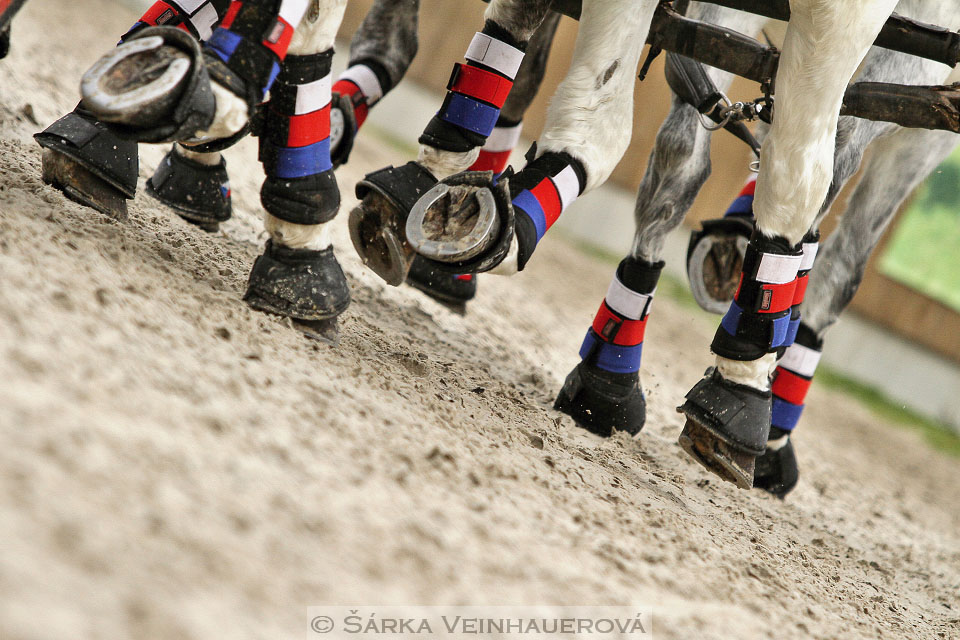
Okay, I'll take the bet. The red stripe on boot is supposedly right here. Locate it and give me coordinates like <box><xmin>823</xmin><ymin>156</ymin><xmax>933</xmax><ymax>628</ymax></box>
<box><xmin>792</xmin><ymin>273</ymin><xmax>809</xmax><ymax>306</ymax></box>
<box><xmin>469</xmin><ymin>148</ymin><xmax>512</xmax><ymax>173</ymax></box>
<box><xmin>333</xmin><ymin>79</ymin><xmax>370</xmax><ymax>129</ymax></box>
<box><xmin>772</xmin><ymin>368</ymin><xmax>813</xmax><ymax>405</ymax></box>
<box><xmin>219</xmin><ymin>0</ymin><xmax>242</xmax><ymax>29</ymax></box>
<box><xmin>592</xmin><ymin>301</ymin><xmax>648</xmax><ymax>347</ymax></box>
<box><xmin>755</xmin><ymin>279</ymin><xmax>798</xmax><ymax>314</ymax></box>
<box><xmin>140</xmin><ymin>1</ymin><xmax>180</xmax><ymax>26</ymax></box>
<box><xmin>284</xmin><ymin>104</ymin><xmax>331</xmax><ymax>146</ymax></box>
<box><xmin>262</xmin><ymin>16</ymin><xmax>294</xmax><ymax>58</ymax></box>
<box><xmin>448</xmin><ymin>63</ymin><xmax>513</xmax><ymax>108</ymax></box>
<box><xmin>530</xmin><ymin>178</ymin><xmax>563</xmax><ymax>230</ymax></box>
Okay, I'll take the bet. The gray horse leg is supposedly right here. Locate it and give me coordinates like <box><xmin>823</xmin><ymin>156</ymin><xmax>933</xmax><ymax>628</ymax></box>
<box><xmin>804</xmin><ymin>127</ymin><xmax>960</xmax><ymax>338</ymax></box>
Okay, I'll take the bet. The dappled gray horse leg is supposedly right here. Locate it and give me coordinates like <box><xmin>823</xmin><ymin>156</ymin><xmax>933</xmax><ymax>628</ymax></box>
<box><xmin>630</xmin><ymin>4</ymin><xmax>767</xmax><ymax>263</ymax></box>
<box><xmin>803</xmin><ymin>127</ymin><xmax>960</xmax><ymax>338</ymax></box>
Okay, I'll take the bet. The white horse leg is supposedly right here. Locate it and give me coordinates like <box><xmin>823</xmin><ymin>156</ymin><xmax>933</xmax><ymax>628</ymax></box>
<box><xmin>484</xmin><ymin>0</ymin><xmax>660</xmax><ymax>276</ymax></box>
<box><xmin>555</xmin><ymin>4</ymin><xmax>767</xmax><ymax>434</ymax></box>
<box><xmin>714</xmin><ymin>0</ymin><xmax>900</xmax><ymax>391</ymax></box>
<box><xmin>261</xmin><ymin>0</ymin><xmax>349</xmax><ymax>251</ymax></box>
<box><xmin>416</xmin><ymin>0</ymin><xmax>555</xmax><ymax>179</ymax></box>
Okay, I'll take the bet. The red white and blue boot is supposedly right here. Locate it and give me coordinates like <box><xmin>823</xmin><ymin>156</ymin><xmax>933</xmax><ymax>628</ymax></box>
<box><xmin>555</xmin><ymin>257</ymin><xmax>663</xmax><ymax>437</ymax></box>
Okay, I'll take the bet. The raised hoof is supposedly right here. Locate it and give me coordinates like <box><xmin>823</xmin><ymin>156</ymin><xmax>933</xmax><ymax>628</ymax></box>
<box><xmin>553</xmin><ymin>362</ymin><xmax>646</xmax><ymax>437</ymax></box>
<box><xmin>243</xmin><ymin>241</ymin><xmax>351</xmax><ymax>324</ymax></box>
<box><xmin>678</xmin><ymin>419</ymin><xmax>755</xmax><ymax>489</ymax></box>
<box><xmin>405</xmin><ymin>256</ymin><xmax>476</xmax><ymax>315</ymax></box>
<box><xmin>686</xmin><ymin>217</ymin><xmax>753</xmax><ymax>314</ymax></box>
<box><xmin>406</xmin><ymin>175</ymin><xmax>500</xmax><ymax>264</ymax></box>
<box><xmin>80</xmin><ymin>34</ymin><xmax>192</xmax><ymax>128</ymax></box>
<box><xmin>41</xmin><ymin>148</ymin><xmax>128</xmax><ymax>220</ymax></box>
<box><xmin>348</xmin><ymin>194</ymin><xmax>414</xmax><ymax>286</ymax></box>
<box><xmin>294</xmin><ymin>317</ymin><xmax>340</xmax><ymax>346</ymax></box>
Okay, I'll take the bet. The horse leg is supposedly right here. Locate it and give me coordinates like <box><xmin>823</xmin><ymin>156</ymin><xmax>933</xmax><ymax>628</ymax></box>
<box><xmin>329</xmin><ymin>0</ymin><xmax>420</xmax><ymax>166</ymax></box>
<box><xmin>407</xmin><ymin>10</ymin><xmax>563</xmax><ymax>312</ymax></box>
<box><xmin>235</xmin><ymin>0</ymin><xmax>351</xmax><ymax>343</ymax></box>
<box><xmin>556</xmin><ymin>3</ymin><xmax>766</xmax><ymax>436</ymax></box>
<box><xmin>404</xmin><ymin>0</ymin><xmax>659</xmax><ymax>282</ymax></box>
<box><xmin>34</xmin><ymin>0</ymin><xmax>231</xmax><ymax>219</ymax></box>
<box><xmin>679</xmin><ymin>0</ymin><xmax>900</xmax><ymax>488</ymax></box>
<box><xmin>348</xmin><ymin>0</ymin><xmax>556</xmax><ymax>284</ymax></box>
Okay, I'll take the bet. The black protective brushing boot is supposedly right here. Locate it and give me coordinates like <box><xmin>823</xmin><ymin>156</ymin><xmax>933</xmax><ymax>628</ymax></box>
<box><xmin>146</xmin><ymin>146</ymin><xmax>232</xmax><ymax>232</ymax></box>
<box><xmin>405</xmin><ymin>256</ymin><xmax>477</xmax><ymax>314</ymax></box>
<box><xmin>244</xmin><ymin>240</ymin><xmax>351</xmax><ymax>344</ymax></box>
<box><xmin>753</xmin><ymin>426</ymin><xmax>799</xmax><ymax>498</ymax></box>
<box><xmin>554</xmin><ymin>363</ymin><xmax>646</xmax><ymax>437</ymax></box>
<box><xmin>35</xmin><ymin>109</ymin><xmax>138</xmax><ymax>219</ymax></box>
<box><xmin>677</xmin><ymin>368</ymin><xmax>772</xmax><ymax>489</ymax></box>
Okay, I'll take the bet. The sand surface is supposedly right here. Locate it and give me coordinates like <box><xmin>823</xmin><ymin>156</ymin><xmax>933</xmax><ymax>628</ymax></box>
<box><xmin>1</xmin><ymin>1</ymin><xmax>958</xmax><ymax>638</ymax></box>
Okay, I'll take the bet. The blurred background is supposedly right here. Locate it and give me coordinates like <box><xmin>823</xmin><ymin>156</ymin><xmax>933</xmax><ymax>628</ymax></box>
<box><xmin>119</xmin><ymin>0</ymin><xmax>960</xmax><ymax>432</ymax></box>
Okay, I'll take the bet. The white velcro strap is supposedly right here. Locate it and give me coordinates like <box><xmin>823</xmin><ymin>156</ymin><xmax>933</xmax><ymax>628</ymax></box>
<box><xmin>756</xmin><ymin>252</ymin><xmax>802</xmax><ymax>285</ymax></box>
<box><xmin>294</xmin><ymin>75</ymin><xmax>332</xmax><ymax>115</ymax></box>
<box><xmin>465</xmin><ymin>33</ymin><xmax>525</xmax><ymax>79</ymax></box>
<box><xmin>779</xmin><ymin>342</ymin><xmax>821</xmax><ymax>378</ymax></box>
<box><xmin>171</xmin><ymin>0</ymin><xmax>206</xmax><ymax>14</ymax></box>
<box><xmin>278</xmin><ymin>0</ymin><xmax>311</xmax><ymax>28</ymax></box>
<box><xmin>605</xmin><ymin>277</ymin><xmax>654</xmax><ymax>320</ymax></box>
<box><xmin>338</xmin><ymin>64</ymin><xmax>383</xmax><ymax>103</ymax></box>
<box><xmin>551</xmin><ymin>165</ymin><xmax>581</xmax><ymax>213</ymax></box>
<box><xmin>799</xmin><ymin>242</ymin><xmax>819</xmax><ymax>271</ymax></box>
<box><xmin>189</xmin><ymin>2</ymin><xmax>219</xmax><ymax>41</ymax></box>
<box><xmin>483</xmin><ymin>123</ymin><xmax>522</xmax><ymax>153</ymax></box>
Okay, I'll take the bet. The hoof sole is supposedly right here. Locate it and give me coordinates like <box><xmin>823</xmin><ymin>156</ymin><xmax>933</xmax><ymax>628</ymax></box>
<box><xmin>406</xmin><ymin>180</ymin><xmax>499</xmax><ymax>263</ymax></box>
<box><xmin>80</xmin><ymin>35</ymin><xmax>190</xmax><ymax>127</ymax></box>
<box><xmin>687</xmin><ymin>234</ymin><xmax>747</xmax><ymax>315</ymax></box>
<box><xmin>348</xmin><ymin>196</ymin><xmax>412</xmax><ymax>286</ymax></box>
<box><xmin>41</xmin><ymin>148</ymin><xmax>128</xmax><ymax>220</ymax></box>
<box><xmin>679</xmin><ymin>418</ymin><xmax>755</xmax><ymax>489</ymax></box>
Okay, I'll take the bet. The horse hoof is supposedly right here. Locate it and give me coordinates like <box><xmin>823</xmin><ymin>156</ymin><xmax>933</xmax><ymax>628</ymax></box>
<box><xmin>676</xmin><ymin>368</ymin><xmax>771</xmax><ymax>488</ymax></box>
<box><xmin>80</xmin><ymin>34</ymin><xmax>191</xmax><ymax>127</ymax></box>
<box><xmin>686</xmin><ymin>217</ymin><xmax>753</xmax><ymax>314</ymax></box>
<box><xmin>41</xmin><ymin>148</ymin><xmax>128</xmax><ymax>220</ymax></box>
<box><xmin>678</xmin><ymin>419</ymin><xmax>755</xmax><ymax>489</ymax></box>
<box><xmin>753</xmin><ymin>428</ymin><xmax>799</xmax><ymax>498</ymax></box>
<box><xmin>406</xmin><ymin>178</ymin><xmax>500</xmax><ymax>263</ymax></box>
<box><xmin>554</xmin><ymin>362</ymin><xmax>646</xmax><ymax>437</ymax></box>
<box><xmin>145</xmin><ymin>147</ymin><xmax>232</xmax><ymax>232</ymax></box>
<box><xmin>348</xmin><ymin>194</ymin><xmax>415</xmax><ymax>286</ymax></box>
<box><xmin>243</xmin><ymin>241</ymin><xmax>351</xmax><ymax>331</ymax></box>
